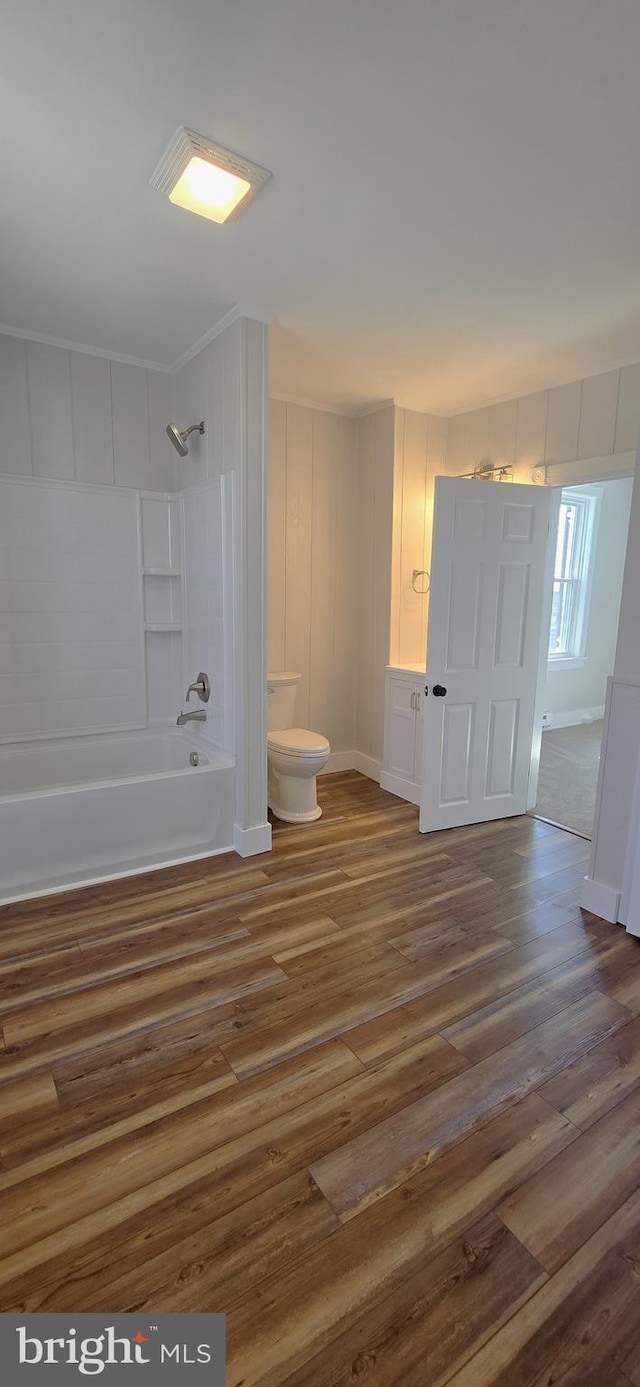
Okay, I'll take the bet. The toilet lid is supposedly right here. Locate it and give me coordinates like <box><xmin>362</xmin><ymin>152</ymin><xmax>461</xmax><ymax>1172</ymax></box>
<box><xmin>268</xmin><ymin>727</ymin><xmax>330</xmax><ymax>756</ymax></box>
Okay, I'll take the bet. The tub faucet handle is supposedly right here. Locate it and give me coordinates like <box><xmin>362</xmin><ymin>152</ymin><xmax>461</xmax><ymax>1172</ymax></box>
<box><xmin>186</xmin><ymin>672</ymin><xmax>211</xmax><ymax>704</ymax></box>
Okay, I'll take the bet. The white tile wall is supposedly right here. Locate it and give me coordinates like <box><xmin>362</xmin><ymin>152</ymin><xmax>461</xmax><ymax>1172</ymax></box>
<box><xmin>0</xmin><ymin>477</ymin><xmax>146</xmax><ymax>740</ymax></box>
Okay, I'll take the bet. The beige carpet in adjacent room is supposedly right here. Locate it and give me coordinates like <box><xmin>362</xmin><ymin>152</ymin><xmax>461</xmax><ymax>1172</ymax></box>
<box><xmin>534</xmin><ymin>720</ymin><xmax>603</xmax><ymax>839</ymax></box>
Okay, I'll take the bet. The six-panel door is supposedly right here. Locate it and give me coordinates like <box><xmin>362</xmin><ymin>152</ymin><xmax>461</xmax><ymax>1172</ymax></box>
<box><xmin>420</xmin><ymin>477</ymin><xmax>553</xmax><ymax>832</ymax></box>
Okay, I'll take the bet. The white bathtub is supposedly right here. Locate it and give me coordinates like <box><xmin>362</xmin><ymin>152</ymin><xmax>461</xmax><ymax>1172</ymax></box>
<box><xmin>0</xmin><ymin>729</ymin><xmax>235</xmax><ymax>903</ymax></box>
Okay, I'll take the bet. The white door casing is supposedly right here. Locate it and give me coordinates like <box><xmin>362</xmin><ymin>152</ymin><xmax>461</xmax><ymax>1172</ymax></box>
<box><xmin>420</xmin><ymin>477</ymin><xmax>554</xmax><ymax>833</ymax></box>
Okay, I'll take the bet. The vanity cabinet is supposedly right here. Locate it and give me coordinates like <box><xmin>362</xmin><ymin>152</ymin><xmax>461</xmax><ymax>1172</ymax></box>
<box><xmin>381</xmin><ymin>665</ymin><xmax>426</xmax><ymax>805</ymax></box>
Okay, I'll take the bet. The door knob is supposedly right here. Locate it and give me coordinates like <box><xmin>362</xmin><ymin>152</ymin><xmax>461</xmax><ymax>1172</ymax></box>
<box><xmin>433</xmin><ymin>684</ymin><xmax>447</xmax><ymax>697</ymax></box>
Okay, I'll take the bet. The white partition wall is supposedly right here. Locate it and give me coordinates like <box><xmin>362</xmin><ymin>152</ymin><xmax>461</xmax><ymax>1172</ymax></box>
<box><xmin>174</xmin><ymin>316</ymin><xmax>270</xmax><ymax>856</ymax></box>
<box><xmin>182</xmin><ymin>476</ymin><xmax>235</xmax><ymax>754</ymax></box>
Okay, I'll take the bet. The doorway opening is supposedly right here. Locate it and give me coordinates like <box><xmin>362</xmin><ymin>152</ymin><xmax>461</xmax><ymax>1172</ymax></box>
<box><xmin>531</xmin><ymin>475</ymin><xmax>634</xmax><ymax>839</ymax></box>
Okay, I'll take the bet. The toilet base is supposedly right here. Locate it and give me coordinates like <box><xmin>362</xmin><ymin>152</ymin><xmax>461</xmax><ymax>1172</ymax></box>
<box><xmin>267</xmin><ymin>760</ymin><xmax>324</xmax><ymax>824</ymax></box>
<box><xmin>269</xmin><ymin>802</ymin><xmax>322</xmax><ymax>824</ymax></box>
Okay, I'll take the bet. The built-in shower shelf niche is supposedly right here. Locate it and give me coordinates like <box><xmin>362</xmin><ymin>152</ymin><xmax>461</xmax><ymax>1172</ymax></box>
<box><xmin>143</xmin><ymin>574</ymin><xmax>182</xmax><ymax>627</ymax></box>
<box><xmin>140</xmin><ymin>493</ymin><xmax>184</xmax><ymax>726</ymax></box>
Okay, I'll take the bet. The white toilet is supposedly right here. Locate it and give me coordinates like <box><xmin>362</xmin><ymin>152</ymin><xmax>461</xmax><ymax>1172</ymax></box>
<box><xmin>267</xmin><ymin>671</ymin><xmax>330</xmax><ymax>823</ymax></box>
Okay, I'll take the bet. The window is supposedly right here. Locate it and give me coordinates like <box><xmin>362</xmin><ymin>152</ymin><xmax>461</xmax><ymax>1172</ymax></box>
<box><xmin>548</xmin><ymin>489</ymin><xmax>599</xmax><ymax>667</ymax></box>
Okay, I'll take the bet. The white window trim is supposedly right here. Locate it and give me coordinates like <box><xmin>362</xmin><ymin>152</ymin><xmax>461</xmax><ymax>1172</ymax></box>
<box><xmin>547</xmin><ymin>655</ymin><xmax>586</xmax><ymax>674</ymax></box>
<box><xmin>547</xmin><ymin>486</ymin><xmax>601</xmax><ymax>667</ymax></box>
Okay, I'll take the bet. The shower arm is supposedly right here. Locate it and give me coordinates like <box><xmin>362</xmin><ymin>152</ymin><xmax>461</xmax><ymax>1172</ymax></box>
<box><xmin>183</xmin><ymin>422</ymin><xmax>205</xmax><ymax>440</ymax></box>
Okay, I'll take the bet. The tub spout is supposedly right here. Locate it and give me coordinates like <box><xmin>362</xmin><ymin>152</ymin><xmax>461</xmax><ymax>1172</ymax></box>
<box><xmin>177</xmin><ymin>709</ymin><xmax>207</xmax><ymax>726</ymax></box>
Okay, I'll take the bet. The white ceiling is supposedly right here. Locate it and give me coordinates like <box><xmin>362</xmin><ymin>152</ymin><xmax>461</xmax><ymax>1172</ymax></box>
<box><xmin>3</xmin><ymin>0</ymin><xmax>640</xmax><ymax>413</ymax></box>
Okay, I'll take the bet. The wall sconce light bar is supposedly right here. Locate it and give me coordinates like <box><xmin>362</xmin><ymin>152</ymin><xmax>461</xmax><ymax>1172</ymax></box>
<box><xmin>460</xmin><ymin>461</ymin><xmax>514</xmax><ymax>481</ymax></box>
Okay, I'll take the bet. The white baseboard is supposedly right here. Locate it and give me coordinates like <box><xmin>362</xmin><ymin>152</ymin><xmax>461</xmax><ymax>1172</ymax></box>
<box><xmin>352</xmin><ymin>751</ymin><xmax>382</xmax><ymax>783</ymax></box>
<box><xmin>233</xmin><ymin>821</ymin><xmax>272</xmax><ymax>857</ymax></box>
<box><xmin>544</xmin><ymin>705</ymin><xmax>605</xmax><ymax>730</ymax></box>
<box><xmin>580</xmin><ymin>874</ymin><xmax>620</xmax><ymax>922</ymax></box>
<box><xmin>321</xmin><ymin>750</ymin><xmax>357</xmax><ymax>774</ymax></box>
<box><xmin>318</xmin><ymin>750</ymin><xmax>382</xmax><ymax>783</ymax></box>
<box><xmin>379</xmin><ymin>771</ymin><xmax>421</xmax><ymax>805</ymax></box>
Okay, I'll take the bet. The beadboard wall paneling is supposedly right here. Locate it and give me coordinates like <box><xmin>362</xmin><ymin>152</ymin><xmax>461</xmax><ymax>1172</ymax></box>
<box><xmin>445</xmin><ymin>364</ymin><xmax>640</xmax><ymax>482</ymax></box>
<box><xmin>0</xmin><ymin>337</ymin><xmax>32</xmax><ymax>477</ymax></box>
<box><xmin>70</xmin><ymin>353</ymin><xmax>114</xmax><ymax>486</ymax></box>
<box><xmin>614</xmin><ymin>363</ymin><xmax>640</xmax><ymax>455</ymax></box>
<box><xmin>0</xmin><ymin>332</ymin><xmax>178</xmax><ymax>491</ymax></box>
<box><xmin>355</xmin><ymin>405</ymin><xmax>394</xmax><ymax>765</ymax></box>
<box><xmin>173</xmin><ymin>324</ymin><xmax>244</xmax><ymax>490</ymax></box>
<box><xmin>268</xmin><ymin>400</ymin><xmax>358</xmax><ymax>752</ymax></box>
<box><xmin>27</xmin><ymin>341</ymin><xmax>75</xmax><ymax>481</ymax></box>
<box><xmin>391</xmin><ymin>407</ymin><xmax>446</xmax><ymax>670</ymax></box>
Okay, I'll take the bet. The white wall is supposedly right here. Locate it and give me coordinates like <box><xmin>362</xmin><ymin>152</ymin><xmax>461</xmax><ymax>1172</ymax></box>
<box><xmin>445</xmin><ymin>363</ymin><xmax>640</xmax><ymax>485</ymax></box>
<box><xmin>544</xmin><ymin>478</ymin><xmax>633</xmax><ymax>723</ymax></box>
<box><xmin>390</xmin><ymin>407</ymin><xmax>447</xmax><ymax>670</ymax></box>
<box><xmin>355</xmin><ymin>406</ymin><xmax>394</xmax><ymax>767</ymax></box>
<box><xmin>586</xmin><ymin>447</ymin><xmax>640</xmax><ymax>916</ymax></box>
<box><xmin>0</xmin><ymin>334</ymin><xmax>181</xmax><ymax>742</ymax></box>
<box><xmin>174</xmin><ymin>319</ymin><xmax>269</xmax><ymax>849</ymax></box>
<box><xmin>182</xmin><ymin>478</ymin><xmax>234</xmax><ymax>754</ymax></box>
<box><xmin>0</xmin><ymin>333</ymin><xmax>178</xmax><ymax>490</ymax></box>
<box><xmin>173</xmin><ymin>333</ymin><xmax>240</xmax><ymax>758</ymax></box>
<box><xmin>268</xmin><ymin>400</ymin><xmax>358</xmax><ymax>752</ymax></box>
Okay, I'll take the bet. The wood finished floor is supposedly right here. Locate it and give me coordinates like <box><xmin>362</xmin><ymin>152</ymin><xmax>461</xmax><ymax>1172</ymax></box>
<box><xmin>1</xmin><ymin>772</ymin><xmax>640</xmax><ymax>1385</ymax></box>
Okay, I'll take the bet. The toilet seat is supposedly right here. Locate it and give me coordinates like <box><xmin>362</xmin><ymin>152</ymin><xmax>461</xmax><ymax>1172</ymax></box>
<box><xmin>267</xmin><ymin>728</ymin><xmax>330</xmax><ymax>757</ymax></box>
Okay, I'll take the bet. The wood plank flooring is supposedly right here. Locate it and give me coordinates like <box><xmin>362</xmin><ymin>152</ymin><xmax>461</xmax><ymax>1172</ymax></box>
<box><xmin>1</xmin><ymin>770</ymin><xmax>640</xmax><ymax>1385</ymax></box>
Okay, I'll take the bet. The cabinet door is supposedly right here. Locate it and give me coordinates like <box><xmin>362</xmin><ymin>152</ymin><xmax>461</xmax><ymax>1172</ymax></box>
<box><xmin>413</xmin><ymin>683</ymin><xmax>424</xmax><ymax>785</ymax></box>
<box><xmin>387</xmin><ymin>676</ymin><xmax>418</xmax><ymax>781</ymax></box>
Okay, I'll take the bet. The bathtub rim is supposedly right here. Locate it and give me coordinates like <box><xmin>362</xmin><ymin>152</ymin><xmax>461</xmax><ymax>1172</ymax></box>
<box><xmin>0</xmin><ymin>742</ymin><xmax>234</xmax><ymax>803</ymax></box>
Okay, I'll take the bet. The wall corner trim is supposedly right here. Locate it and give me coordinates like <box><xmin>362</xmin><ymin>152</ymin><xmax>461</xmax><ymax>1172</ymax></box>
<box><xmin>352</xmin><ymin>751</ymin><xmax>382</xmax><ymax>783</ymax></box>
<box><xmin>233</xmin><ymin>822</ymin><xmax>272</xmax><ymax>857</ymax></box>
<box><xmin>580</xmin><ymin>874</ymin><xmax>621</xmax><ymax>922</ymax></box>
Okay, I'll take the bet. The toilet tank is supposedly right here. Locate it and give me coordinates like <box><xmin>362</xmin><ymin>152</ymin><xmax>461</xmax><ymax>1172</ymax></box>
<box><xmin>267</xmin><ymin>671</ymin><xmax>301</xmax><ymax>732</ymax></box>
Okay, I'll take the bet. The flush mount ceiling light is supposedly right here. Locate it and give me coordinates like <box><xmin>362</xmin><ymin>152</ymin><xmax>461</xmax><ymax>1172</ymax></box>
<box><xmin>150</xmin><ymin>127</ymin><xmax>271</xmax><ymax>224</ymax></box>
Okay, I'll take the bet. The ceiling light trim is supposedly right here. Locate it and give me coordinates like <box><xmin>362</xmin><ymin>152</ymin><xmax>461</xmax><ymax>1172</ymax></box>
<box><xmin>150</xmin><ymin>127</ymin><xmax>271</xmax><ymax>223</ymax></box>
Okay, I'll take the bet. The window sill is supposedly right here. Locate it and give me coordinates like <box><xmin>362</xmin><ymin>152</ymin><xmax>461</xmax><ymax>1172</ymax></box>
<box><xmin>547</xmin><ymin>657</ymin><xmax>586</xmax><ymax>673</ymax></box>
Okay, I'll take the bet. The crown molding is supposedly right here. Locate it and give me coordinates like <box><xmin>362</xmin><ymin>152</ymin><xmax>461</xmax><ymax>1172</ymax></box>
<box><xmin>269</xmin><ymin>391</ymin><xmax>360</xmax><ymax>417</ymax></box>
<box><xmin>0</xmin><ymin>323</ymin><xmax>173</xmax><ymax>373</ymax></box>
<box><xmin>356</xmin><ymin>397</ymin><xmax>396</xmax><ymax>417</ymax></box>
<box><xmin>170</xmin><ymin>305</ymin><xmax>244</xmax><ymax>371</ymax></box>
<box><xmin>0</xmin><ymin>305</ymin><xmax>254</xmax><ymax>376</ymax></box>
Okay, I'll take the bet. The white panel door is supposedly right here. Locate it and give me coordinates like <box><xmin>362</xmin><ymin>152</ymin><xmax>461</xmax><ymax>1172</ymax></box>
<box><xmin>420</xmin><ymin>478</ymin><xmax>553</xmax><ymax>832</ymax></box>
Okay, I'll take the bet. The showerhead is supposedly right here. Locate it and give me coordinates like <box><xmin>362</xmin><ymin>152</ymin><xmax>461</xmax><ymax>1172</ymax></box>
<box><xmin>166</xmin><ymin>420</ymin><xmax>206</xmax><ymax>457</ymax></box>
